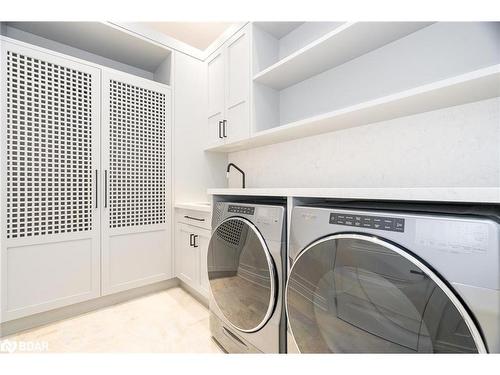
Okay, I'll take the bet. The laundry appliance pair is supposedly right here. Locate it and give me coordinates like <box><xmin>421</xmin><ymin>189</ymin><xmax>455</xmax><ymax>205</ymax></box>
<box><xmin>207</xmin><ymin>200</ymin><xmax>500</xmax><ymax>354</ymax></box>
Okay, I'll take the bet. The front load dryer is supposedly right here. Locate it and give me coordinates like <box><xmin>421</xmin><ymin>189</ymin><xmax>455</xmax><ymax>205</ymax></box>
<box><xmin>286</xmin><ymin>203</ymin><xmax>500</xmax><ymax>353</ymax></box>
<box><xmin>207</xmin><ymin>201</ymin><xmax>286</xmax><ymax>353</ymax></box>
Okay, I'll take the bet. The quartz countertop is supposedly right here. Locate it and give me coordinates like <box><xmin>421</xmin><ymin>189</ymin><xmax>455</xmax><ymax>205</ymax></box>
<box><xmin>174</xmin><ymin>202</ymin><xmax>212</xmax><ymax>212</ymax></box>
<box><xmin>207</xmin><ymin>187</ymin><xmax>500</xmax><ymax>203</ymax></box>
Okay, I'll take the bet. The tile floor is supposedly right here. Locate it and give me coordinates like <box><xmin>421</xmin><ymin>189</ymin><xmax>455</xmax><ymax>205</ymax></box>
<box><xmin>6</xmin><ymin>287</ymin><xmax>222</xmax><ymax>353</ymax></box>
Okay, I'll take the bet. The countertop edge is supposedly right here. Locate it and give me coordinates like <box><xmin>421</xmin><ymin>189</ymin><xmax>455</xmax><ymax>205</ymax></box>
<box><xmin>206</xmin><ymin>187</ymin><xmax>500</xmax><ymax>204</ymax></box>
<box><xmin>174</xmin><ymin>202</ymin><xmax>212</xmax><ymax>212</ymax></box>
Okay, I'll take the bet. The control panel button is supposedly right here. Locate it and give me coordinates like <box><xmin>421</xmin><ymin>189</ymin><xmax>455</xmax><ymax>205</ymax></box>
<box><xmin>394</xmin><ymin>218</ymin><xmax>405</xmax><ymax>232</ymax></box>
<box><xmin>362</xmin><ymin>217</ymin><xmax>372</xmax><ymax>228</ymax></box>
<box><xmin>383</xmin><ymin>218</ymin><xmax>394</xmax><ymax>231</ymax></box>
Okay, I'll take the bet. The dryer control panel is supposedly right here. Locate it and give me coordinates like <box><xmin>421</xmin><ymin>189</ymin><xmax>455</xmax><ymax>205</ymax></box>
<box><xmin>330</xmin><ymin>213</ymin><xmax>405</xmax><ymax>233</ymax></box>
<box><xmin>228</xmin><ymin>205</ymin><xmax>255</xmax><ymax>215</ymax></box>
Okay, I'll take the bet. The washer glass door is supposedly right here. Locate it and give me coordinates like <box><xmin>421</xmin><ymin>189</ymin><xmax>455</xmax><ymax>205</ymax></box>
<box><xmin>208</xmin><ymin>217</ymin><xmax>277</xmax><ymax>332</ymax></box>
<box><xmin>286</xmin><ymin>234</ymin><xmax>486</xmax><ymax>353</ymax></box>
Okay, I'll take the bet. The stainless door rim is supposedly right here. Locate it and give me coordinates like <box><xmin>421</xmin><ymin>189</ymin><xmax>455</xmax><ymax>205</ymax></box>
<box><xmin>209</xmin><ymin>216</ymin><xmax>278</xmax><ymax>333</ymax></box>
<box><xmin>285</xmin><ymin>233</ymin><xmax>487</xmax><ymax>353</ymax></box>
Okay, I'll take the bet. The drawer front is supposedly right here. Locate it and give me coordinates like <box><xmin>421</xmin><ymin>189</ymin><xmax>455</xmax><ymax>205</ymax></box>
<box><xmin>176</xmin><ymin>209</ymin><xmax>211</xmax><ymax>230</ymax></box>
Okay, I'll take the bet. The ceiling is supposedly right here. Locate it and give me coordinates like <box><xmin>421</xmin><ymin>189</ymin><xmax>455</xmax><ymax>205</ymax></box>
<box><xmin>138</xmin><ymin>22</ymin><xmax>234</xmax><ymax>51</ymax></box>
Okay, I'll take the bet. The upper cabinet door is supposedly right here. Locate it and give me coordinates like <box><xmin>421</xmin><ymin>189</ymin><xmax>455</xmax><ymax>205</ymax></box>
<box><xmin>206</xmin><ymin>25</ymin><xmax>251</xmax><ymax>148</ymax></box>
<box><xmin>207</xmin><ymin>50</ymin><xmax>226</xmax><ymax>147</ymax></box>
<box><xmin>207</xmin><ymin>50</ymin><xmax>225</xmax><ymax>119</ymax></box>
<box><xmin>225</xmin><ymin>29</ymin><xmax>250</xmax><ymax>143</ymax></box>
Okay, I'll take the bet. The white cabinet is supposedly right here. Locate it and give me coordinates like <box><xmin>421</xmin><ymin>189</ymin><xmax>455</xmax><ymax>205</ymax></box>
<box><xmin>0</xmin><ymin>38</ymin><xmax>172</xmax><ymax>322</ymax></box>
<box><xmin>177</xmin><ymin>223</ymin><xmax>200</xmax><ymax>285</ymax></box>
<box><xmin>0</xmin><ymin>40</ymin><xmax>102</xmax><ymax>322</ymax></box>
<box><xmin>207</xmin><ymin>26</ymin><xmax>250</xmax><ymax>147</ymax></box>
<box><xmin>207</xmin><ymin>50</ymin><xmax>225</xmax><ymax>146</ymax></box>
<box><xmin>225</xmin><ymin>30</ymin><xmax>250</xmax><ymax>142</ymax></box>
<box><xmin>175</xmin><ymin>208</ymin><xmax>211</xmax><ymax>299</ymax></box>
<box><xmin>101</xmin><ymin>70</ymin><xmax>172</xmax><ymax>296</ymax></box>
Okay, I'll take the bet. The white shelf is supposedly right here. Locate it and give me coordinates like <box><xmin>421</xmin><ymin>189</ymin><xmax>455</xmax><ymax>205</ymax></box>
<box><xmin>207</xmin><ymin>65</ymin><xmax>500</xmax><ymax>152</ymax></box>
<box><xmin>207</xmin><ymin>187</ymin><xmax>500</xmax><ymax>203</ymax></box>
<box><xmin>253</xmin><ymin>22</ymin><xmax>432</xmax><ymax>90</ymax></box>
<box><xmin>4</xmin><ymin>22</ymin><xmax>172</xmax><ymax>74</ymax></box>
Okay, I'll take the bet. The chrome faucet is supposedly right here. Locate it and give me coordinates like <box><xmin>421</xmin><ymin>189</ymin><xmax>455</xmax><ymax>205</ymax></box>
<box><xmin>226</xmin><ymin>163</ymin><xmax>245</xmax><ymax>188</ymax></box>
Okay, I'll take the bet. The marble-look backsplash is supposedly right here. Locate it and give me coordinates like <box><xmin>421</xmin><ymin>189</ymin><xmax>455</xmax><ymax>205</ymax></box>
<box><xmin>228</xmin><ymin>98</ymin><xmax>500</xmax><ymax>189</ymax></box>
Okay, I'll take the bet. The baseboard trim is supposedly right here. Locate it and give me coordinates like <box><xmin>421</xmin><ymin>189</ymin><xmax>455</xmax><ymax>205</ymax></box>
<box><xmin>0</xmin><ymin>278</ymin><xmax>179</xmax><ymax>338</ymax></box>
<box><xmin>178</xmin><ymin>280</ymin><xmax>209</xmax><ymax>308</ymax></box>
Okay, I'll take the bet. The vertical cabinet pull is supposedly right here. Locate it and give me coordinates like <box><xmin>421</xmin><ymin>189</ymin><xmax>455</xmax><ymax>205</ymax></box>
<box><xmin>218</xmin><ymin>121</ymin><xmax>222</xmax><ymax>139</ymax></box>
<box><xmin>189</xmin><ymin>234</ymin><xmax>199</xmax><ymax>248</ymax></box>
<box><xmin>104</xmin><ymin>170</ymin><xmax>108</xmax><ymax>208</ymax></box>
<box><xmin>222</xmin><ymin>120</ymin><xmax>227</xmax><ymax>138</ymax></box>
<box><xmin>95</xmin><ymin>169</ymin><xmax>98</xmax><ymax>208</ymax></box>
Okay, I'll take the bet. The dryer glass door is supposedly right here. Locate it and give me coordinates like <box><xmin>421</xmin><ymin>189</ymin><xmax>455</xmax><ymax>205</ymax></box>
<box><xmin>286</xmin><ymin>234</ymin><xmax>486</xmax><ymax>353</ymax></box>
<box><xmin>208</xmin><ymin>217</ymin><xmax>277</xmax><ymax>333</ymax></box>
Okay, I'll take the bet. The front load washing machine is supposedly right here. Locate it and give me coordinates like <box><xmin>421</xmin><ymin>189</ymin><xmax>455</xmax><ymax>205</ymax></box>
<box><xmin>207</xmin><ymin>201</ymin><xmax>286</xmax><ymax>353</ymax></box>
<box><xmin>286</xmin><ymin>202</ymin><xmax>500</xmax><ymax>353</ymax></box>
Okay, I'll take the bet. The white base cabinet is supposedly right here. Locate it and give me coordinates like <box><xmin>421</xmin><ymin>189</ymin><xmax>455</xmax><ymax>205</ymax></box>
<box><xmin>175</xmin><ymin>208</ymin><xmax>211</xmax><ymax>299</ymax></box>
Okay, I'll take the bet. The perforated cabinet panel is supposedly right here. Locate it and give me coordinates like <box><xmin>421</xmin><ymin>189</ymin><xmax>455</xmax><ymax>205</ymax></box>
<box><xmin>108</xmin><ymin>79</ymin><xmax>167</xmax><ymax>229</ymax></box>
<box><xmin>5</xmin><ymin>50</ymin><xmax>94</xmax><ymax>239</ymax></box>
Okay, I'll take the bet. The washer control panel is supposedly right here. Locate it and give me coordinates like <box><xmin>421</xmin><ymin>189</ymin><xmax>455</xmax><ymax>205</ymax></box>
<box><xmin>329</xmin><ymin>212</ymin><xmax>405</xmax><ymax>232</ymax></box>
<box><xmin>228</xmin><ymin>204</ymin><xmax>255</xmax><ymax>215</ymax></box>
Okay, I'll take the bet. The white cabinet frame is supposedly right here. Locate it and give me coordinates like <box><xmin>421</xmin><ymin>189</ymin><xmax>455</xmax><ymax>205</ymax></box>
<box><xmin>206</xmin><ymin>25</ymin><xmax>251</xmax><ymax>148</ymax></box>
<box><xmin>0</xmin><ymin>39</ymin><xmax>102</xmax><ymax>321</ymax></box>
<box><xmin>0</xmin><ymin>36</ymin><xmax>173</xmax><ymax>322</ymax></box>
<box><xmin>101</xmin><ymin>70</ymin><xmax>172</xmax><ymax>295</ymax></box>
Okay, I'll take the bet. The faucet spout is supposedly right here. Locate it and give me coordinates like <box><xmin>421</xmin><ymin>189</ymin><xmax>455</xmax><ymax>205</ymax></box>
<box><xmin>226</xmin><ymin>163</ymin><xmax>246</xmax><ymax>189</ymax></box>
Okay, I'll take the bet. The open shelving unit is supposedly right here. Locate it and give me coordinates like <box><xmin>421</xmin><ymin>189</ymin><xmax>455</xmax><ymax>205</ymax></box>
<box><xmin>1</xmin><ymin>21</ymin><xmax>172</xmax><ymax>84</ymax></box>
<box><xmin>253</xmin><ymin>22</ymin><xmax>432</xmax><ymax>90</ymax></box>
<box><xmin>206</xmin><ymin>64</ymin><xmax>500</xmax><ymax>152</ymax></box>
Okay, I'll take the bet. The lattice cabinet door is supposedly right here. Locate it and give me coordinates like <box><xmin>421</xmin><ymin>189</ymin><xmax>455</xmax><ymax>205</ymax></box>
<box><xmin>0</xmin><ymin>40</ymin><xmax>101</xmax><ymax>322</ymax></box>
<box><xmin>101</xmin><ymin>70</ymin><xmax>172</xmax><ymax>295</ymax></box>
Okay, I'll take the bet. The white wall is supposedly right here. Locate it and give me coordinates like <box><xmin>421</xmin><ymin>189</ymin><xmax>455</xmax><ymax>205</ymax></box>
<box><xmin>173</xmin><ymin>51</ymin><xmax>227</xmax><ymax>203</ymax></box>
<box><xmin>228</xmin><ymin>97</ymin><xmax>500</xmax><ymax>188</ymax></box>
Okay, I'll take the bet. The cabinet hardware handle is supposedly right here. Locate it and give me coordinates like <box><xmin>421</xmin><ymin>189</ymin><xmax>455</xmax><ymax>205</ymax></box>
<box><xmin>193</xmin><ymin>234</ymin><xmax>199</xmax><ymax>248</ymax></box>
<box><xmin>218</xmin><ymin>120</ymin><xmax>222</xmax><ymax>139</ymax></box>
<box><xmin>184</xmin><ymin>215</ymin><xmax>205</xmax><ymax>222</ymax></box>
<box><xmin>95</xmin><ymin>170</ymin><xmax>98</xmax><ymax>209</ymax></box>
<box><xmin>189</xmin><ymin>233</ymin><xmax>194</xmax><ymax>247</ymax></box>
<box><xmin>222</xmin><ymin>119</ymin><xmax>227</xmax><ymax>138</ymax></box>
<box><xmin>104</xmin><ymin>170</ymin><xmax>108</xmax><ymax>208</ymax></box>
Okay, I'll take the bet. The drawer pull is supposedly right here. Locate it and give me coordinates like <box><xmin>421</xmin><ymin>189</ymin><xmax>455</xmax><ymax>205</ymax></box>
<box><xmin>184</xmin><ymin>215</ymin><xmax>205</xmax><ymax>222</ymax></box>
